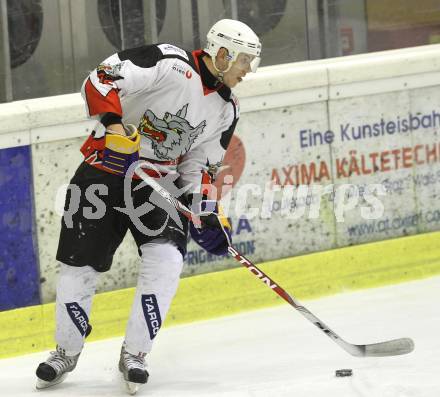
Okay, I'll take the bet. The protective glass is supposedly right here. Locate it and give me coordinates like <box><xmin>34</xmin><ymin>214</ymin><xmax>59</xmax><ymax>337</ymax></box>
<box><xmin>234</xmin><ymin>52</ymin><xmax>261</xmax><ymax>73</ymax></box>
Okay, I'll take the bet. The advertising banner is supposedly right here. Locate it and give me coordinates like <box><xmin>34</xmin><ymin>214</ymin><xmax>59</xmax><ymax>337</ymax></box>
<box><xmin>183</xmin><ymin>88</ymin><xmax>440</xmax><ymax>279</ymax></box>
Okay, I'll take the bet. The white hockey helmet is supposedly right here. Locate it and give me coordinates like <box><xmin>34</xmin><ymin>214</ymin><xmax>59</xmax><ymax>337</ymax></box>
<box><xmin>205</xmin><ymin>19</ymin><xmax>262</xmax><ymax>73</ymax></box>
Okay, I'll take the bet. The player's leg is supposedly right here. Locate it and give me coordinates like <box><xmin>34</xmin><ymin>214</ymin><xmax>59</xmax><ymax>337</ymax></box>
<box><xmin>119</xmin><ymin>239</ymin><xmax>183</xmax><ymax>391</ymax></box>
<box><xmin>35</xmin><ymin>163</ymin><xmax>128</xmax><ymax>389</ymax></box>
<box><xmin>36</xmin><ymin>264</ymin><xmax>98</xmax><ymax>389</ymax></box>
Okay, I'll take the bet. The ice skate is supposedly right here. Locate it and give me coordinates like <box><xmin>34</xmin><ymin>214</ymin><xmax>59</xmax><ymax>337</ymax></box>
<box><xmin>119</xmin><ymin>343</ymin><xmax>149</xmax><ymax>395</ymax></box>
<box><xmin>35</xmin><ymin>345</ymin><xmax>80</xmax><ymax>389</ymax></box>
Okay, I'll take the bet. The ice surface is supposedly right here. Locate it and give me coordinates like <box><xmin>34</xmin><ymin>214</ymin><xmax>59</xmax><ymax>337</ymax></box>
<box><xmin>0</xmin><ymin>276</ymin><xmax>439</xmax><ymax>396</ymax></box>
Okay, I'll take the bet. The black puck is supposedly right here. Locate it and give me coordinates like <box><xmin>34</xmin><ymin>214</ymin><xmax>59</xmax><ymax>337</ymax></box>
<box><xmin>335</xmin><ymin>369</ymin><xmax>353</xmax><ymax>377</ymax></box>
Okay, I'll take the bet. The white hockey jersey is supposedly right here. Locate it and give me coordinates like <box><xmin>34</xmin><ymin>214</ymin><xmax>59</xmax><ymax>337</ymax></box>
<box><xmin>80</xmin><ymin>43</ymin><xmax>239</xmax><ymax>194</ymax></box>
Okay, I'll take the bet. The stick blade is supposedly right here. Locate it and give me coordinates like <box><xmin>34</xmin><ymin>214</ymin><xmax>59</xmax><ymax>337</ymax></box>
<box><xmin>363</xmin><ymin>337</ymin><xmax>415</xmax><ymax>357</ymax></box>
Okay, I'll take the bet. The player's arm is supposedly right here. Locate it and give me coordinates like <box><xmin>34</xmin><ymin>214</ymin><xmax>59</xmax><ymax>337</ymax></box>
<box><xmin>177</xmin><ymin>95</ymin><xmax>239</xmax><ymax>197</ymax></box>
<box><xmin>81</xmin><ymin>45</ymin><xmax>163</xmax><ymax>121</ymax></box>
<box><xmin>177</xmin><ymin>104</ymin><xmax>238</xmax><ymax>255</ymax></box>
<box><xmin>80</xmin><ymin>46</ymin><xmax>164</xmax><ymax>173</ymax></box>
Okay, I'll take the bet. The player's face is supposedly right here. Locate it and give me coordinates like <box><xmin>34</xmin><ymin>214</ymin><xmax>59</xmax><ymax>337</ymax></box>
<box><xmin>223</xmin><ymin>53</ymin><xmax>257</xmax><ymax>88</ymax></box>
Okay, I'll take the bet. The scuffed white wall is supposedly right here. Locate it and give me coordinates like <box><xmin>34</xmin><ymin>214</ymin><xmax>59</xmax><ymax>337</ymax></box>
<box><xmin>2</xmin><ymin>44</ymin><xmax>440</xmax><ymax>302</ymax></box>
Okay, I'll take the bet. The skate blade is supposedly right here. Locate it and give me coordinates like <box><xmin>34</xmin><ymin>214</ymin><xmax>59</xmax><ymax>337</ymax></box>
<box><xmin>36</xmin><ymin>373</ymin><xmax>68</xmax><ymax>390</ymax></box>
<box><xmin>125</xmin><ymin>381</ymin><xmax>140</xmax><ymax>395</ymax></box>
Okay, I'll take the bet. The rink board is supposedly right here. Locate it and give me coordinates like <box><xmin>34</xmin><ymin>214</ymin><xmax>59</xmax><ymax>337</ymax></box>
<box><xmin>1</xmin><ymin>230</ymin><xmax>440</xmax><ymax>359</ymax></box>
<box><xmin>2</xmin><ymin>44</ymin><xmax>440</xmax><ymax>357</ymax></box>
<box><xmin>1</xmin><ymin>45</ymin><xmax>440</xmax><ymax>306</ymax></box>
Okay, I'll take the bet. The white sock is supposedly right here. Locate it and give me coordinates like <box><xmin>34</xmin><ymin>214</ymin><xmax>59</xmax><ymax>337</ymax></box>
<box><xmin>55</xmin><ymin>263</ymin><xmax>98</xmax><ymax>355</ymax></box>
<box><xmin>124</xmin><ymin>239</ymin><xmax>183</xmax><ymax>355</ymax></box>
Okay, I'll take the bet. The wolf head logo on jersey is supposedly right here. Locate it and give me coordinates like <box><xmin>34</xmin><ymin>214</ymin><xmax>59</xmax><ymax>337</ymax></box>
<box><xmin>138</xmin><ymin>104</ymin><xmax>206</xmax><ymax>160</ymax></box>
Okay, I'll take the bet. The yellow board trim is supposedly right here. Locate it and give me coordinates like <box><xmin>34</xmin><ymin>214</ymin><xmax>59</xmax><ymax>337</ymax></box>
<box><xmin>1</xmin><ymin>231</ymin><xmax>440</xmax><ymax>359</ymax></box>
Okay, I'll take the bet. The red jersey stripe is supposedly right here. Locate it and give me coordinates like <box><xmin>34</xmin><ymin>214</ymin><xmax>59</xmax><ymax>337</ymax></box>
<box><xmin>84</xmin><ymin>78</ymin><xmax>123</xmax><ymax>116</ymax></box>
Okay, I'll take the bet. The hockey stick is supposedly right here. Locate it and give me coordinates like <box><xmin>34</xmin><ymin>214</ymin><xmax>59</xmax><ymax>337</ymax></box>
<box><xmin>134</xmin><ymin>167</ymin><xmax>414</xmax><ymax>357</ymax></box>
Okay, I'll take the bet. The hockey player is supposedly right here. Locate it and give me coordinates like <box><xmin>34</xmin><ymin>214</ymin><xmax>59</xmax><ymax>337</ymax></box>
<box><xmin>35</xmin><ymin>19</ymin><xmax>261</xmax><ymax>394</ymax></box>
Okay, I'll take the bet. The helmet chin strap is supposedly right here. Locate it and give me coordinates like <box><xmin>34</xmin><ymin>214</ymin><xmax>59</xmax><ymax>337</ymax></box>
<box><xmin>212</xmin><ymin>56</ymin><xmax>232</xmax><ymax>83</ymax></box>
